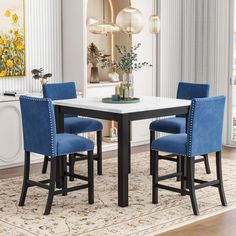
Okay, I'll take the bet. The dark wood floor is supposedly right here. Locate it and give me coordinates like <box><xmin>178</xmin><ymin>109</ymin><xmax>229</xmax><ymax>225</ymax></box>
<box><xmin>0</xmin><ymin>145</ymin><xmax>236</xmax><ymax>235</ymax></box>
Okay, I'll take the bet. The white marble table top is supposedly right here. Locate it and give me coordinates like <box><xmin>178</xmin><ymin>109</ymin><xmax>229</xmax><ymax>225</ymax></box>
<box><xmin>53</xmin><ymin>96</ymin><xmax>191</xmax><ymax>114</ymax></box>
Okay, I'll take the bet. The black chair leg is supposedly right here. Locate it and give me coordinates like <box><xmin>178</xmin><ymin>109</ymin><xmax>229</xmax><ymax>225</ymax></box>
<box><xmin>177</xmin><ymin>155</ymin><xmax>181</xmax><ymax>181</ymax></box>
<box><xmin>61</xmin><ymin>155</ymin><xmax>67</xmax><ymax>196</ymax></box>
<box><xmin>181</xmin><ymin>156</ymin><xmax>186</xmax><ymax>196</ymax></box>
<box><xmin>203</xmin><ymin>154</ymin><xmax>211</xmax><ymax>174</ymax></box>
<box><xmin>150</xmin><ymin>130</ymin><xmax>155</xmax><ymax>175</ymax></box>
<box><xmin>42</xmin><ymin>156</ymin><xmax>49</xmax><ymax>174</ymax></box>
<box><xmin>56</xmin><ymin>157</ymin><xmax>62</xmax><ymax>188</ymax></box>
<box><xmin>69</xmin><ymin>154</ymin><xmax>75</xmax><ymax>181</ymax></box>
<box><xmin>44</xmin><ymin>157</ymin><xmax>56</xmax><ymax>215</ymax></box>
<box><xmin>187</xmin><ymin>157</ymin><xmax>199</xmax><ymax>215</ymax></box>
<box><xmin>88</xmin><ymin>150</ymin><xmax>94</xmax><ymax>204</ymax></box>
<box><xmin>97</xmin><ymin>130</ymin><xmax>102</xmax><ymax>175</ymax></box>
<box><xmin>152</xmin><ymin>150</ymin><xmax>159</xmax><ymax>204</ymax></box>
<box><xmin>19</xmin><ymin>151</ymin><xmax>30</xmax><ymax>206</ymax></box>
<box><xmin>216</xmin><ymin>151</ymin><xmax>227</xmax><ymax>206</ymax></box>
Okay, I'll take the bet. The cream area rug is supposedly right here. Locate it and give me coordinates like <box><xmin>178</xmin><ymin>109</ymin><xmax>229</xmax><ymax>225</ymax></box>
<box><xmin>0</xmin><ymin>152</ymin><xmax>236</xmax><ymax>236</ymax></box>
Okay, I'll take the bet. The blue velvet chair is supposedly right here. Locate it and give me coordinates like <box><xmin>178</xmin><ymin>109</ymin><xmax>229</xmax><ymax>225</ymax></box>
<box><xmin>150</xmin><ymin>82</ymin><xmax>210</xmax><ymax>177</ymax></box>
<box><xmin>42</xmin><ymin>82</ymin><xmax>103</xmax><ymax>177</ymax></box>
<box><xmin>19</xmin><ymin>96</ymin><xmax>94</xmax><ymax>215</ymax></box>
<box><xmin>151</xmin><ymin>96</ymin><xmax>227</xmax><ymax>215</ymax></box>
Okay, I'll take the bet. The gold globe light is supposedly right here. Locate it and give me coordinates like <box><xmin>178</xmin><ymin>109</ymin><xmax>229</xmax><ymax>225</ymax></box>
<box><xmin>87</xmin><ymin>0</ymin><xmax>119</xmax><ymax>35</ymax></box>
<box><xmin>88</xmin><ymin>21</ymin><xmax>119</xmax><ymax>34</ymax></box>
<box><xmin>149</xmin><ymin>0</ymin><xmax>160</xmax><ymax>34</ymax></box>
<box><xmin>116</xmin><ymin>6</ymin><xmax>145</xmax><ymax>34</ymax></box>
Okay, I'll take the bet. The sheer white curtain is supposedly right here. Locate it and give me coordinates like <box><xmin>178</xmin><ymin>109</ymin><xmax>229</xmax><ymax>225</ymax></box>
<box><xmin>158</xmin><ymin>0</ymin><xmax>230</xmax><ymax>143</ymax></box>
<box><xmin>182</xmin><ymin>0</ymin><xmax>230</xmax><ymax>95</ymax></box>
<box><xmin>181</xmin><ymin>0</ymin><xmax>230</xmax><ymax>144</ymax></box>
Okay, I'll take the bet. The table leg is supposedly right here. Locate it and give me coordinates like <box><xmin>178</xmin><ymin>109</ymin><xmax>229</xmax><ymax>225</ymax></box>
<box><xmin>128</xmin><ymin>121</ymin><xmax>131</xmax><ymax>174</ymax></box>
<box><xmin>55</xmin><ymin>106</ymin><xmax>64</xmax><ymax>188</ymax></box>
<box><xmin>118</xmin><ymin>115</ymin><xmax>129</xmax><ymax>207</ymax></box>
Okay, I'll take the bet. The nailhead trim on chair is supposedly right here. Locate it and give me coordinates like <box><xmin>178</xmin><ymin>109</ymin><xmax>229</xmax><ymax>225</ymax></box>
<box><xmin>48</xmin><ymin>101</ymin><xmax>56</xmax><ymax>157</ymax></box>
<box><xmin>187</xmin><ymin>99</ymin><xmax>196</xmax><ymax>157</ymax></box>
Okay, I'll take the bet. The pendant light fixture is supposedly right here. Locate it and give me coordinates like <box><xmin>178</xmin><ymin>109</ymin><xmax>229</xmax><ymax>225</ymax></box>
<box><xmin>149</xmin><ymin>0</ymin><xmax>160</xmax><ymax>34</ymax></box>
<box><xmin>116</xmin><ymin>0</ymin><xmax>144</xmax><ymax>34</ymax></box>
<box><xmin>88</xmin><ymin>0</ymin><xmax>119</xmax><ymax>34</ymax></box>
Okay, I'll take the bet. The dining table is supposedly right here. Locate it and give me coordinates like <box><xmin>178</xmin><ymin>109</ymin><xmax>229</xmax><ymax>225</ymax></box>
<box><xmin>53</xmin><ymin>96</ymin><xmax>191</xmax><ymax>207</ymax></box>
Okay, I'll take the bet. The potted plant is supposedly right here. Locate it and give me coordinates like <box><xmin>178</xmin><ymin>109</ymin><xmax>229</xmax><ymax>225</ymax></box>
<box><xmin>87</xmin><ymin>43</ymin><xmax>110</xmax><ymax>83</ymax></box>
<box><xmin>111</xmin><ymin>43</ymin><xmax>152</xmax><ymax>98</ymax></box>
<box><xmin>31</xmin><ymin>68</ymin><xmax>52</xmax><ymax>85</ymax></box>
<box><xmin>112</xmin><ymin>43</ymin><xmax>152</xmax><ymax>83</ymax></box>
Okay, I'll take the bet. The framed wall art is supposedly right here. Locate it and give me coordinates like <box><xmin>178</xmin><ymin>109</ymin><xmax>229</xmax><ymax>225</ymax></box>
<box><xmin>0</xmin><ymin>0</ymin><xmax>25</xmax><ymax>77</ymax></box>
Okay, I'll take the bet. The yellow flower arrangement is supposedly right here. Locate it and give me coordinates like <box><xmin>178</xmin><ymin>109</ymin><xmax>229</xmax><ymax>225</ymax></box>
<box><xmin>3</xmin><ymin>48</ymin><xmax>8</xmax><ymax>54</ymax></box>
<box><xmin>6</xmin><ymin>59</ymin><xmax>14</xmax><ymax>68</ymax></box>
<box><xmin>15</xmin><ymin>57</ymin><xmax>21</xmax><ymax>65</ymax></box>
<box><xmin>12</xmin><ymin>14</ymin><xmax>18</xmax><ymax>24</ymax></box>
<box><xmin>0</xmin><ymin>9</ymin><xmax>25</xmax><ymax>77</ymax></box>
<box><xmin>14</xmin><ymin>29</ymin><xmax>19</xmax><ymax>36</ymax></box>
<box><xmin>5</xmin><ymin>10</ymin><xmax>10</xmax><ymax>17</ymax></box>
<box><xmin>0</xmin><ymin>70</ymin><xmax>7</xmax><ymax>77</ymax></box>
<box><xmin>0</xmin><ymin>38</ymin><xmax>6</xmax><ymax>45</ymax></box>
<box><xmin>16</xmin><ymin>42</ymin><xmax>23</xmax><ymax>50</ymax></box>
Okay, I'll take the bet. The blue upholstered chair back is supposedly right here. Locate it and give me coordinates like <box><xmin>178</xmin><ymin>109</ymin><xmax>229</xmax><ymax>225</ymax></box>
<box><xmin>187</xmin><ymin>96</ymin><xmax>225</xmax><ymax>157</ymax></box>
<box><xmin>176</xmin><ymin>82</ymin><xmax>210</xmax><ymax>118</ymax></box>
<box><xmin>43</xmin><ymin>82</ymin><xmax>77</xmax><ymax>100</ymax></box>
<box><xmin>20</xmin><ymin>96</ymin><xmax>57</xmax><ymax>157</ymax></box>
<box><xmin>177</xmin><ymin>82</ymin><xmax>210</xmax><ymax>100</ymax></box>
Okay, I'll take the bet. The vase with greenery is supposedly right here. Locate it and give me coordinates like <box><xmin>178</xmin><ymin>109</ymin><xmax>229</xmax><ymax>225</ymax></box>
<box><xmin>111</xmin><ymin>43</ymin><xmax>152</xmax><ymax>98</ymax></box>
<box><xmin>87</xmin><ymin>43</ymin><xmax>110</xmax><ymax>83</ymax></box>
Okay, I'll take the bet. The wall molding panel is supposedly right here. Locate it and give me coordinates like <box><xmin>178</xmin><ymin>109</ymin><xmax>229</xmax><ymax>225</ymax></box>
<box><xmin>0</xmin><ymin>103</ymin><xmax>22</xmax><ymax>163</ymax></box>
<box><xmin>158</xmin><ymin>0</ymin><xmax>183</xmax><ymax>98</ymax></box>
<box><xmin>0</xmin><ymin>0</ymin><xmax>62</xmax><ymax>93</ymax></box>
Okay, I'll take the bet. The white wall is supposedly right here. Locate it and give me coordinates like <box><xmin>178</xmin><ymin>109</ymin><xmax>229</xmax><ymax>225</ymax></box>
<box><xmin>62</xmin><ymin>0</ymin><xmax>86</xmax><ymax>93</ymax></box>
<box><xmin>0</xmin><ymin>0</ymin><xmax>62</xmax><ymax>93</ymax></box>
<box><xmin>158</xmin><ymin>0</ymin><xmax>183</xmax><ymax>98</ymax></box>
<box><xmin>131</xmin><ymin>0</ymin><xmax>157</xmax><ymax>143</ymax></box>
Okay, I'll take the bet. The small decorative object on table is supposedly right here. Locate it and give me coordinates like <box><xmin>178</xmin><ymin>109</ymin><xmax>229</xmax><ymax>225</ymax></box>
<box><xmin>108</xmin><ymin>67</ymin><xmax>119</xmax><ymax>82</ymax></box>
<box><xmin>31</xmin><ymin>68</ymin><xmax>52</xmax><ymax>85</ymax></box>
<box><xmin>87</xmin><ymin>43</ymin><xmax>110</xmax><ymax>83</ymax></box>
<box><xmin>105</xmin><ymin>43</ymin><xmax>152</xmax><ymax>100</ymax></box>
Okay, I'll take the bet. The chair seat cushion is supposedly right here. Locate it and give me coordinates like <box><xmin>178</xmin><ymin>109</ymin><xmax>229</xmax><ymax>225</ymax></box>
<box><xmin>151</xmin><ymin>134</ymin><xmax>187</xmax><ymax>155</ymax></box>
<box><xmin>57</xmin><ymin>133</ymin><xmax>94</xmax><ymax>155</ymax></box>
<box><xmin>64</xmin><ymin>117</ymin><xmax>103</xmax><ymax>134</ymax></box>
<box><xmin>149</xmin><ymin>117</ymin><xmax>186</xmax><ymax>134</ymax></box>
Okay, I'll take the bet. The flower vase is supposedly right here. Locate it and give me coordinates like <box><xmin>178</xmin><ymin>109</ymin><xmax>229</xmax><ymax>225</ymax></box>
<box><xmin>39</xmin><ymin>78</ymin><xmax>48</xmax><ymax>93</ymax></box>
<box><xmin>90</xmin><ymin>66</ymin><xmax>100</xmax><ymax>83</ymax></box>
<box><xmin>123</xmin><ymin>72</ymin><xmax>134</xmax><ymax>99</ymax></box>
<box><xmin>40</xmin><ymin>78</ymin><xmax>48</xmax><ymax>85</ymax></box>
